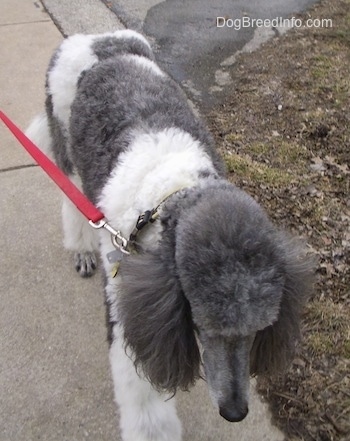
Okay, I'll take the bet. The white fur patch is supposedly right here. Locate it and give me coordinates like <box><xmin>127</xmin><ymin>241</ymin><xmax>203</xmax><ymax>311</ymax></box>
<box><xmin>109</xmin><ymin>324</ymin><xmax>182</xmax><ymax>441</ymax></box>
<box><xmin>48</xmin><ymin>34</ymin><xmax>98</xmax><ymax>129</ymax></box>
<box><xmin>47</xmin><ymin>30</ymin><xmax>152</xmax><ymax>129</ymax></box>
<box><xmin>98</xmin><ymin>128</ymin><xmax>216</xmax><ymax>277</ymax></box>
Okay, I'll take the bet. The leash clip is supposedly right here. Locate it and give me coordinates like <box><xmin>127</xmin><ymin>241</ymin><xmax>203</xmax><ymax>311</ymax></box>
<box><xmin>89</xmin><ymin>219</ymin><xmax>130</xmax><ymax>255</ymax></box>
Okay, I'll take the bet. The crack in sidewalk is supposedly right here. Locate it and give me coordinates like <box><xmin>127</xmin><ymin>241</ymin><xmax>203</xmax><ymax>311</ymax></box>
<box><xmin>0</xmin><ymin>164</ymin><xmax>38</xmax><ymax>173</ymax></box>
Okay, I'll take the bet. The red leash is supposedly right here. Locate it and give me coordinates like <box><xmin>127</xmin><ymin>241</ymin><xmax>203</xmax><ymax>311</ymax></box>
<box><xmin>0</xmin><ymin>110</ymin><xmax>129</xmax><ymax>254</ymax></box>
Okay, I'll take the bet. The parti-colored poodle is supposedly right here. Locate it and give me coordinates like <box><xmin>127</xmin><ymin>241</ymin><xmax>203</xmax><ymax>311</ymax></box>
<box><xmin>26</xmin><ymin>30</ymin><xmax>313</xmax><ymax>441</ymax></box>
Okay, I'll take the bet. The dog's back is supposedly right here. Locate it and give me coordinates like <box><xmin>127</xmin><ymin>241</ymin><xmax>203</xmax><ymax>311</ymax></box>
<box><xmin>45</xmin><ymin>30</ymin><xmax>224</xmax><ymax>203</ymax></box>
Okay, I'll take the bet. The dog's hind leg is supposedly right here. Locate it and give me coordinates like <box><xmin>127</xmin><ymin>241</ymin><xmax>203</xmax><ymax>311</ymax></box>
<box><xmin>109</xmin><ymin>323</ymin><xmax>182</xmax><ymax>441</ymax></box>
<box><xmin>26</xmin><ymin>113</ymin><xmax>99</xmax><ymax>277</ymax></box>
<box><xmin>61</xmin><ymin>177</ymin><xmax>99</xmax><ymax>277</ymax></box>
<box><xmin>26</xmin><ymin>113</ymin><xmax>54</xmax><ymax>158</ymax></box>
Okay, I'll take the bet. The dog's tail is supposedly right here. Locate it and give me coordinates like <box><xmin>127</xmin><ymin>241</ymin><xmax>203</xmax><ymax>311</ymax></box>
<box><xmin>25</xmin><ymin>112</ymin><xmax>53</xmax><ymax>158</ymax></box>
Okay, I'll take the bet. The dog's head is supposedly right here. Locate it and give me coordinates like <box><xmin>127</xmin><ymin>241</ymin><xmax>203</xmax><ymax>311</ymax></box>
<box><xmin>118</xmin><ymin>182</ymin><xmax>314</xmax><ymax>422</ymax></box>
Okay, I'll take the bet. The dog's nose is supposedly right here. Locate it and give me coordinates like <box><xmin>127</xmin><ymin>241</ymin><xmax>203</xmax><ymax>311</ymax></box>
<box><xmin>219</xmin><ymin>405</ymin><xmax>248</xmax><ymax>422</ymax></box>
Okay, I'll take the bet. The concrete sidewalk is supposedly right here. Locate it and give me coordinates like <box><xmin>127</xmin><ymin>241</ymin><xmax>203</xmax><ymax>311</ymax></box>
<box><xmin>0</xmin><ymin>1</ymin><xmax>285</xmax><ymax>440</ymax></box>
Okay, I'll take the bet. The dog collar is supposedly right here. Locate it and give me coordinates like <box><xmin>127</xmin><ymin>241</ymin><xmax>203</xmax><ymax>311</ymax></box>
<box><xmin>129</xmin><ymin>188</ymin><xmax>186</xmax><ymax>245</ymax></box>
<box><xmin>108</xmin><ymin>188</ymin><xmax>186</xmax><ymax>278</ymax></box>
<box><xmin>129</xmin><ymin>208</ymin><xmax>159</xmax><ymax>243</ymax></box>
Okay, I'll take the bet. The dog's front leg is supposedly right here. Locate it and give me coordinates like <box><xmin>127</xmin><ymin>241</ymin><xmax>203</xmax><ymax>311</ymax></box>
<box><xmin>62</xmin><ymin>189</ymin><xmax>99</xmax><ymax>277</ymax></box>
<box><xmin>109</xmin><ymin>324</ymin><xmax>182</xmax><ymax>441</ymax></box>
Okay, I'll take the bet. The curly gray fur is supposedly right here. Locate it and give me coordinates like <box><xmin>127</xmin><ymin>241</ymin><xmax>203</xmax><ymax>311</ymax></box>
<box><xmin>118</xmin><ymin>181</ymin><xmax>314</xmax><ymax>408</ymax></box>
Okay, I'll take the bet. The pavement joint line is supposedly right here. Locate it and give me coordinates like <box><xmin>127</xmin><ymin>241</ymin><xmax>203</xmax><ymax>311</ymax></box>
<box><xmin>0</xmin><ymin>19</ymin><xmax>51</xmax><ymax>27</ymax></box>
<box><xmin>39</xmin><ymin>5</ymin><xmax>67</xmax><ymax>37</ymax></box>
<box><xmin>99</xmin><ymin>0</ymin><xmax>131</xmax><ymax>29</ymax></box>
<box><xmin>0</xmin><ymin>164</ymin><xmax>38</xmax><ymax>173</ymax></box>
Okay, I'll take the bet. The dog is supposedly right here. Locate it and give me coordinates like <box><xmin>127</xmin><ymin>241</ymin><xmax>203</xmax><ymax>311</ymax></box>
<box><xmin>26</xmin><ymin>30</ymin><xmax>313</xmax><ymax>441</ymax></box>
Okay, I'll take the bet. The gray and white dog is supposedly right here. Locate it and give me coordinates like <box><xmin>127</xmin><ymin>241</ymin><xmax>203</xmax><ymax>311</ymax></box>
<box><xmin>27</xmin><ymin>30</ymin><xmax>313</xmax><ymax>441</ymax></box>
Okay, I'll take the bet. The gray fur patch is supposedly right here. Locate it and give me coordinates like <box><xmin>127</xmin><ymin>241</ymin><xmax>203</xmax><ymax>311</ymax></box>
<box><xmin>92</xmin><ymin>35</ymin><xmax>155</xmax><ymax>61</ymax></box>
<box><xmin>175</xmin><ymin>182</ymin><xmax>285</xmax><ymax>335</ymax></box>
<box><xmin>45</xmin><ymin>45</ymin><xmax>74</xmax><ymax>175</ymax></box>
<box><xmin>119</xmin><ymin>179</ymin><xmax>314</xmax><ymax>393</ymax></box>
<box><xmin>45</xmin><ymin>93</ymin><xmax>74</xmax><ymax>175</ymax></box>
<box><xmin>69</xmin><ymin>56</ymin><xmax>225</xmax><ymax>202</ymax></box>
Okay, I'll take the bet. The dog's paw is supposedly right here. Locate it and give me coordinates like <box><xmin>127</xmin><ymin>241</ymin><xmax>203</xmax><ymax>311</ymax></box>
<box><xmin>74</xmin><ymin>251</ymin><xmax>97</xmax><ymax>277</ymax></box>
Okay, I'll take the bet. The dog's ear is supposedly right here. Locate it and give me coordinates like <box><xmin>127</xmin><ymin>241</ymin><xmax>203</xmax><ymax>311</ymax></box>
<box><xmin>250</xmin><ymin>236</ymin><xmax>315</xmax><ymax>376</ymax></box>
<box><xmin>118</xmin><ymin>248</ymin><xmax>201</xmax><ymax>394</ymax></box>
